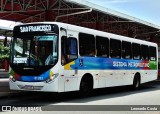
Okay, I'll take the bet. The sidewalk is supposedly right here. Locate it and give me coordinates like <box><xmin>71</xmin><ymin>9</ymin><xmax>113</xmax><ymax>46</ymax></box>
<box><xmin>0</xmin><ymin>70</ymin><xmax>9</xmax><ymax>78</ymax></box>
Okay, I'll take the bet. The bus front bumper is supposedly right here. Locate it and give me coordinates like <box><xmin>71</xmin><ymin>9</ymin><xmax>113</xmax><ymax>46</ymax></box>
<box><xmin>9</xmin><ymin>76</ymin><xmax>59</xmax><ymax>92</ymax></box>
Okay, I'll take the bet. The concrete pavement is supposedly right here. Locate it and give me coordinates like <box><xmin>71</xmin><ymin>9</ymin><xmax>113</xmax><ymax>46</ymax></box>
<box><xmin>0</xmin><ymin>78</ymin><xmax>12</xmax><ymax>98</ymax></box>
<box><xmin>0</xmin><ymin>71</ymin><xmax>9</xmax><ymax>78</ymax></box>
<box><xmin>0</xmin><ymin>70</ymin><xmax>10</xmax><ymax>97</ymax></box>
<box><xmin>0</xmin><ymin>78</ymin><xmax>21</xmax><ymax>98</ymax></box>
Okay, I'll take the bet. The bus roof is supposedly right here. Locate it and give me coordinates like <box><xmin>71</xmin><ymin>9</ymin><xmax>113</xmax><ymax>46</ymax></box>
<box><xmin>14</xmin><ymin>22</ymin><xmax>157</xmax><ymax>47</ymax></box>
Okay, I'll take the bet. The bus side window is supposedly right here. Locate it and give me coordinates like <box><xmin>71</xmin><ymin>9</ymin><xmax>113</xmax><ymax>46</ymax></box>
<box><xmin>149</xmin><ymin>46</ymin><xmax>157</xmax><ymax>61</ymax></box>
<box><xmin>110</xmin><ymin>39</ymin><xmax>121</xmax><ymax>59</ymax></box>
<box><xmin>132</xmin><ymin>43</ymin><xmax>141</xmax><ymax>60</ymax></box>
<box><xmin>141</xmin><ymin>45</ymin><xmax>149</xmax><ymax>60</ymax></box>
<box><xmin>122</xmin><ymin>41</ymin><xmax>132</xmax><ymax>59</ymax></box>
<box><xmin>96</xmin><ymin>36</ymin><xmax>109</xmax><ymax>57</ymax></box>
<box><xmin>79</xmin><ymin>33</ymin><xmax>95</xmax><ymax>57</ymax></box>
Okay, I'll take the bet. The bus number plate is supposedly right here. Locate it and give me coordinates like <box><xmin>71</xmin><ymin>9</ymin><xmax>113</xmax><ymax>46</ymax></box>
<box><xmin>23</xmin><ymin>85</ymin><xmax>34</xmax><ymax>90</ymax></box>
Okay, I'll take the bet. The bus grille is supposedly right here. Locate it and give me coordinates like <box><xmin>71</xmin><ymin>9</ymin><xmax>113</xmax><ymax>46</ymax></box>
<box><xmin>18</xmin><ymin>85</ymin><xmax>43</xmax><ymax>90</ymax></box>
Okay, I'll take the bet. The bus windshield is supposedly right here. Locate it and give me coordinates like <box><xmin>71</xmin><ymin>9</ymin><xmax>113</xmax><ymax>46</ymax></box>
<box><xmin>11</xmin><ymin>34</ymin><xmax>58</xmax><ymax>67</ymax></box>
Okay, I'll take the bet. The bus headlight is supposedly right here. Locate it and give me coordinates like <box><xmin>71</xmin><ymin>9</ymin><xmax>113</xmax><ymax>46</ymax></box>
<box><xmin>10</xmin><ymin>75</ymin><xmax>16</xmax><ymax>82</ymax></box>
<box><xmin>45</xmin><ymin>73</ymin><xmax>59</xmax><ymax>83</ymax></box>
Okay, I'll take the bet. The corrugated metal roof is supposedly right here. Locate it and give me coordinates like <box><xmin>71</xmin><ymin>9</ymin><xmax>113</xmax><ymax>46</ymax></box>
<box><xmin>65</xmin><ymin>0</ymin><xmax>160</xmax><ymax>30</ymax></box>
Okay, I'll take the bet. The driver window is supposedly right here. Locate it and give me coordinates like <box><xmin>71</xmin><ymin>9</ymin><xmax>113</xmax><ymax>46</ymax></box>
<box><xmin>61</xmin><ymin>36</ymin><xmax>78</xmax><ymax>65</ymax></box>
<box><xmin>44</xmin><ymin>41</ymin><xmax>54</xmax><ymax>65</ymax></box>
<box><xmin>34</xmin><ymin>39</ymin><xmax>54</xmax><ymax>65</ymax></box>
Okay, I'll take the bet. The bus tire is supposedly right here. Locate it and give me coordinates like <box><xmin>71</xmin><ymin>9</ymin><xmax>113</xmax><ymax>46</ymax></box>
<box><xmin>79</xmin><ymin>75</ymin><xmax>93</xmax><ymax>97</ymax></box>
<box><xmin>133</xmin><ymin>74</ymin><xmax>141</xmax><ymax>90</ymax></box>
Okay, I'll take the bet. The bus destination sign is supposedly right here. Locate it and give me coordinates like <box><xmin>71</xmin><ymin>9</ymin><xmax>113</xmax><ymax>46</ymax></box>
<box><xmin>13</xmin><ymin>24</ymin><xmax>59</xmax><ymax>37</ymax></box>
<box><xmin>20</xmin><ymin>25</ymin><xmax>52</xmax><ymax>33</ymax></box>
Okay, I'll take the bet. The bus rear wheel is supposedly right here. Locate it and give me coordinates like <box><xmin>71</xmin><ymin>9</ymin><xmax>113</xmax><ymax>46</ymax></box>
<box><xmin>133</xmin><ymin>74</ymin><xmax>141</xmax><ymax>90</ymax></box>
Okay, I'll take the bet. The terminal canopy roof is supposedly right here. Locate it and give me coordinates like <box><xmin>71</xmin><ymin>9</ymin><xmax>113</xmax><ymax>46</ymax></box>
<box><xmin>0</xmin><ymin>25</ymin><xmax>13</xmax><ymax>37</ymax></box>
<box><xmin>0</xmin><ymin>0</ymin><xmax>160</xmax><ymax>42</ymax></box>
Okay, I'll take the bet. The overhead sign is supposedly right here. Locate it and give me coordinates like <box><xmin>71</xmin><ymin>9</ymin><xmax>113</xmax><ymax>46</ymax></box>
<box><xmin>20</xmin><ymin>25</ymin><xmax>52</xmax><ymax>33</ymax></box>
<box><xmin>13</xmin><ymin>24</ymin><xmax>59</xmax><ymax>37</ymax></box>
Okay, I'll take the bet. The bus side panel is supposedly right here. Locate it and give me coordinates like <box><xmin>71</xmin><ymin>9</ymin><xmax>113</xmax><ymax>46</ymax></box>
<box><xmin>104</xmin><ymin>70</ymin><xmax>133</xmax><ymax>87</ymax></box>
<box><xmin>141</xmin><ymin>70</ymin><xmax>157</xmax><ymax>84</ymax></box>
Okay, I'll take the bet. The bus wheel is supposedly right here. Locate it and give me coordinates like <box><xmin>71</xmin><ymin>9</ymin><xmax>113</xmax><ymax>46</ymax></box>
<box><xmin>79</xmin><ymin>76</ymin><xmax>93</xmax><ymax>97</ymax></box>
<box><xmin>133</xmin><ymin>74</ymin><xmax>141</xmax><ymax>90</ymax></box>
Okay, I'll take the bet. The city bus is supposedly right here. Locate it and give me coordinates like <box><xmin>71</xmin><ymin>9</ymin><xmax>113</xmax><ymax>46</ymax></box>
<box><xmin>9</xmin><ymin>22</ymin><xmax>158</xmax><ymax>96</ymax></box>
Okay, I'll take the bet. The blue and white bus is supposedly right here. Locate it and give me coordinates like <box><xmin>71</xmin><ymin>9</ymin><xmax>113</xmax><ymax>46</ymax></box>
<box><xmin>9</xmin><ymin>22</ymin><xmax>158</xmax><ymax>95</ymax></box>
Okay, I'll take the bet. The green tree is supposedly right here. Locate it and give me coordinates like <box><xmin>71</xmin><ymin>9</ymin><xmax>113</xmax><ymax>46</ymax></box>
<box><xmin>0</xmin><ymin>45</ymin><xmax>10</xmax><ymax>61</ymax></box>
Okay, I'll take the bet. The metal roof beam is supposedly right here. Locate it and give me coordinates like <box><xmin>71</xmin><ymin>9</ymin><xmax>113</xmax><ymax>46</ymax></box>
<box><xmin>18</xmin><ymin>11</ymin><xmax>45</xmax><ymax>22</ymax></box>
<box><xmin>0</xmin><ymin>0</ymin><xmax>47</xmax><ymax>13</ymax></box>
<box><xmin>24</xmin><ymin>0</ymin><xmax>33</xmax><ymax>10</ymax></box>
<box><xmin>1</xmin><ymin>0</ymin><xmax>8</xmax><ymax>11</ymax></box>
<box><xmin>17</xmin><ymin>0</ymin><xmax>23</xmax><ymax>10</ymax></box>
<box><xmin>55</xmin><ymin>8</ymin><xmax>92</xmax><ymax>21</ymax></box>
<box><xmin>49</xmin><ymin>0</ymin><xmax>58</xmax><ymax>9</ymax></box>
<box><xmin>39</xmin><ymin>0</ymin><xmax>47</xmax><ymax>10</ymax></box>
<box><xmin>65</xmin><ymin>0</ymin><xmax>160</xmax><ymax>30</ymax></box>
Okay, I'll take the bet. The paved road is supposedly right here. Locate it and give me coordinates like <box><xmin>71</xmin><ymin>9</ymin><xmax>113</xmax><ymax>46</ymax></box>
<box><xmin>0</xmin><ymin>78</ymin><xmax>11</xmax><ymax>97</ymax></box>
<box><xmin>0</xmin><ymin>79</ymin><xmax>160</xmax><ymax>114</ymax></box>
